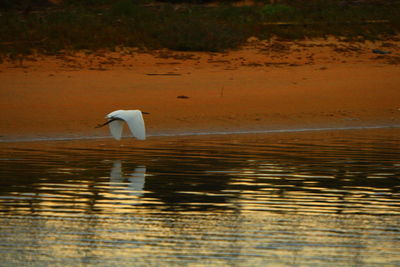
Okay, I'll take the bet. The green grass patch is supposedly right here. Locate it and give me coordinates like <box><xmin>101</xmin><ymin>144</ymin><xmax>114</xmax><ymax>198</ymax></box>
<box><xmin>0</xmin><ymin>0</ymin><xmax>399</xmax><ymax>56</ymax></box>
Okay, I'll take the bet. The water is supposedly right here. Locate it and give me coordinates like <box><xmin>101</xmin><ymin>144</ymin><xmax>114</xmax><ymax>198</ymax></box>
<box><xmin>0</xmin><ymin>128</ymin><xmax>399</xmax><ymax>266</ymax></box>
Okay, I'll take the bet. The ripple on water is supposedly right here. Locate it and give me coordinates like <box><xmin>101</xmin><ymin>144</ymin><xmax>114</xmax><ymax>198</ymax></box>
<box><xmin>0</xmin><ymin>128</ymin><xmax>399</xmax><ymax>266</ymax></box>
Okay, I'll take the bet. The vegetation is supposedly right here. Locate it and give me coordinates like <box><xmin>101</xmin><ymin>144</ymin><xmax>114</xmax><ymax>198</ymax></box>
<box><xmin>0</xmin><ymin>0</ymin><xmax>399</xmax><ymax>56</ymax></box>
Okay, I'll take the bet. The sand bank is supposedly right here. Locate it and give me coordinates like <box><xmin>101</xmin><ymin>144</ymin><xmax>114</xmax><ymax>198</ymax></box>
<box><xmin>1</xmin><ymin>38</ymin><xmax>399</xmax><ymax>141</ymax></box>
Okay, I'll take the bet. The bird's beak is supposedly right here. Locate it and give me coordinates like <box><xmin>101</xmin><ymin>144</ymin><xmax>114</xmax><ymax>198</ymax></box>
<box><xmin>142</xmin><ymin>111</ymin><xmax>150</xmax><ymax>115</ymax></box>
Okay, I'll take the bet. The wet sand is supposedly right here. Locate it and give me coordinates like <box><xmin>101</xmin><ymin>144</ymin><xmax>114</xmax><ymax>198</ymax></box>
<box><xmin>1</xmin><ymin>38</ymin><xmax>399</xmax><ymax>141</ymax></box>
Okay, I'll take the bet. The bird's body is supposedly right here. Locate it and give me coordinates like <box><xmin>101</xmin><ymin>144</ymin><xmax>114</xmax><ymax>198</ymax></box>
<box><xmin>97</xmin><ymin>110</ymin><xmax>146</xmax><ymax>140</ymax></box>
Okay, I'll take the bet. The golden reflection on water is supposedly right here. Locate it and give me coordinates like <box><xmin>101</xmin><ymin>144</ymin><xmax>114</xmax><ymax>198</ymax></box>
<box><xmin>0</xmin><ymin>128</ymin><xmax>399</xmax><ymax>265</ymax></box>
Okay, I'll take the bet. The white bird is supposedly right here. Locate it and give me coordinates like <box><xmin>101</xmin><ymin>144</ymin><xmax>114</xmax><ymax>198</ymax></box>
<box><xmin>96</xmin><ymin>110</ymin><xmax>147</xmax><ymax>140</ymax></box>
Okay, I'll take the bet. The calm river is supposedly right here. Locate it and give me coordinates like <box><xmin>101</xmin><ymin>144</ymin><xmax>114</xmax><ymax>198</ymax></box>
<box><xmin>0</xmin><ymin>128</ymin><xmax>399</xmax><ymax>266</ymax></box>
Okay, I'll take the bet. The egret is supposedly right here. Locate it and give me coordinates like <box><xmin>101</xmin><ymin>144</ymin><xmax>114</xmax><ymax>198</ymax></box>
<box><xmin>96</xmin><ymin>110</ymin><xmax>147</xmax><ymax>140</ymax></box>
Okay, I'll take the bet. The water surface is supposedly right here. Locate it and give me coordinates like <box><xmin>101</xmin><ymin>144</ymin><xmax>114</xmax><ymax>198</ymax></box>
<box><xmin>0</xmin><ymin>128</ymin><xmax>399</xmax><ymax>266</ymax></box>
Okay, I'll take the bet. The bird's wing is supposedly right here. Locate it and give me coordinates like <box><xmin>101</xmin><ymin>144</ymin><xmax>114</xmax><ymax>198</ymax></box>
<box><xmin>108</xmin><ymin>119</ymin><xmax>124</xmax><ymax>140</ymax></box>
<box><xmin>119</xmin><ymin>110</ymin><xmax>146</xmax><ymax>140</ymax></box>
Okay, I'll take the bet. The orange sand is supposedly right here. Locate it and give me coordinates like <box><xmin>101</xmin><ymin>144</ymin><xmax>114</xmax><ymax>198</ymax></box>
<box><xmin>1</xmin><ymin>38</ymin><xmax>399</xmax><ymax>141</ymax></box>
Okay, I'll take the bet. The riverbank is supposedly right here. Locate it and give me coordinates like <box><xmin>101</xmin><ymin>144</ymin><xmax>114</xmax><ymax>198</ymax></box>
<box><xmin>1</xmin><ymin>38</ymin><xmax>399</xmax><ymax>141</ymax></box>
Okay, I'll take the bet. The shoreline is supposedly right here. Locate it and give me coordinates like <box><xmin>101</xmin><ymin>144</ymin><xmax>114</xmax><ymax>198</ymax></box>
<box><xmin>1</xmin><ymin>124</ymin><xmax>399</xmax><ymax>143</ymax></box>
<box><xmin>1</xmin><ymin>38</ymin><xmax>399</xmax><ymax>142</ymax></box>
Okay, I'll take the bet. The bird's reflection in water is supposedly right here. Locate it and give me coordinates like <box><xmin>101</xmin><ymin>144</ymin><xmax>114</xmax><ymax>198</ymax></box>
<box><xmin>109</xmin><ymin>160</ymin><xmax>146</xmax><ymax>198</ymax></box>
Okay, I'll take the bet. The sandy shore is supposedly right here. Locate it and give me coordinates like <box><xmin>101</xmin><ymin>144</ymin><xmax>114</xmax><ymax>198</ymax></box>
<box><xmin>1</xmin><ymin>38</ymin><xmax>399</xmax><ymax>141</ymax></box>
